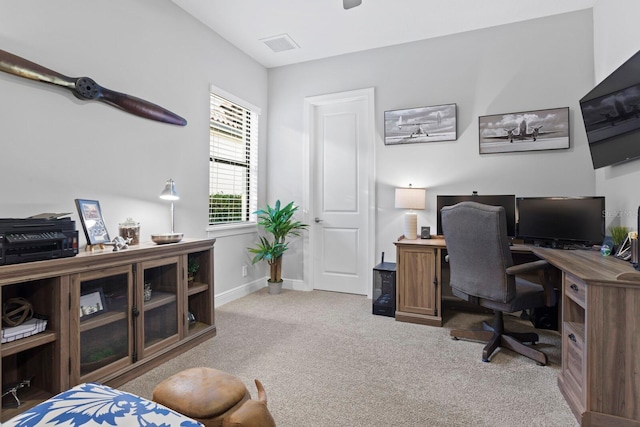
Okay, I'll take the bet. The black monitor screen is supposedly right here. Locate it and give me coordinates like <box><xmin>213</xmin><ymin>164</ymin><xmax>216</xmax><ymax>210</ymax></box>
<box><xmin>579</xmin><ymin>49</ymin><xmax>640</xmax><ymax>169</ymax></box>
<box><xmin>436</xmin><ymin>194</ymin><xmax>516</xmax><ymax>237</ymax></box>
<box><xmin>516</xmin><ymin>197</ymin><xmax>605</xmax><ymax>246</ymax></box>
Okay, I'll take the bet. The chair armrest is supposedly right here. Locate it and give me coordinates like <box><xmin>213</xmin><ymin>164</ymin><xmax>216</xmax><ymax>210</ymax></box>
<box><xmin>505</xmin><ymin>260</ymin><xmax>549</xmax><ymax>275</ymax></box>
<box><xmin>507</xmin><ymin>260</ymin><xmax>556</xmax><ymax>307</ymax></box>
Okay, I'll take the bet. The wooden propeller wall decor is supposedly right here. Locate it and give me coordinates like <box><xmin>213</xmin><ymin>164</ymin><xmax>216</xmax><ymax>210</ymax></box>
<box><xmin>343</xmin><ymin>0</ymin><xmax>362</xmax><ymax>9</ymax></box>
<box><xmin>0</xmin><ymin>48</ymin><xmax>187</xmax><ymax>126</ymax></box>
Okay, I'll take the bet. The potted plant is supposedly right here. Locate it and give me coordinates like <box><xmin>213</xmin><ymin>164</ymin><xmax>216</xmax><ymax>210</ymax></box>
<box><xmin>248</xmin><ymin>200</ymin><xmax>308</xmax><ymax>294</ymax></box>
<box><xmin>187</xmin><ymin>258</ymin><xmax>199</xmax><ymax>285</ymax></box>
<box><xmin>609</xmin><ymin>225</ymin><xmax>629</xmax><ymax>254</ymax></box>
<box><xmin>610</xmin><ymin>225</ymin><xmax>629</xmax><ymax>246</ymax></box>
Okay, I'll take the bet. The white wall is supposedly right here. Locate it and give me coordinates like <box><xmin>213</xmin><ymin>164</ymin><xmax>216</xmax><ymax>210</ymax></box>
<box><xmin>5</xmin><ymin>2</ymin><xmax>633</xmax><ymax>302</ymax></box>
<box><xmin>0</xmin><ymin>0</ymin><xmax>268</xmax><ymax>298</ymax></box>
<box><xmin>268</xmin><ymin>10</ymin><xmax>596</xmax><ymax>275</ymax></box>
<box><xmin>592</xmin><ymin>0</ymin><xmax>640</xmax><ymax>229</ymax></box>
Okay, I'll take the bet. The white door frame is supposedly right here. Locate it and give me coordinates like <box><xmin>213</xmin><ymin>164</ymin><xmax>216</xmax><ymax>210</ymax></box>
<box><xmin>302</xmin><ymin>88</ymin><xmax>376</xmax><ymax>297</ymax></box>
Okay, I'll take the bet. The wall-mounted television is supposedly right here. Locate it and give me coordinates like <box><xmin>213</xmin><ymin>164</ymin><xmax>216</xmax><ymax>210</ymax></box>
<box><xmin>516</xmin><ymin>197</ymin><xmax>605</xmax><ymax>247</ymax></box>
<box><xmin>580</xmin><ymin>49</ymin><xmax>640</xmax><ymax>169</ymax></box>
<box><xmin>436</xmin><ymin>194</ymin><xmax>516</xmax><ymax>237</ymax></box>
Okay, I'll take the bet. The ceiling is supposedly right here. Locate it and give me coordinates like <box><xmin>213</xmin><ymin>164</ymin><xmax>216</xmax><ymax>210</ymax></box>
<box><xmin>172</xmin><ymin>0</ymin><xmax>596</xmax><ymax>68</ymax></box>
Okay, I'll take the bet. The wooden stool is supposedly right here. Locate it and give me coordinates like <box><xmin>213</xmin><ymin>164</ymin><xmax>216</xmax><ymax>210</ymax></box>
<box><xmin>152</xmin><ymin>367</ymin><xmax>276</xmax><ymax>427</ymax></box>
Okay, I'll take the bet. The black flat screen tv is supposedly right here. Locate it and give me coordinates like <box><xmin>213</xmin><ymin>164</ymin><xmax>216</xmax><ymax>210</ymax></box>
<box><xmin>516</xmin><ymin>197</ymin><xmax>605</xmax><ymax>246</ymax></box>
<box><xmin>436</xmin><ymin>194</ymin><xmax>516</xmax><ymax>237</ymax></box>
<box><xmin>580</xmin><ymin>49</ymin><xmax>640</xmax><ymax>169</ymax></box>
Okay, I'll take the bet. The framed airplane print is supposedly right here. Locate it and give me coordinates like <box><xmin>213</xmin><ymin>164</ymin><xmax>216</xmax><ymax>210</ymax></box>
<box><xmin>479</xmin><ymin>107</ymin><xmax>570</xmax><ymax>154</ymax></box>
<box><xmin>384</xmin><ymin>103</ymin><xmax>457</xmax><ymax>145</ymax></box>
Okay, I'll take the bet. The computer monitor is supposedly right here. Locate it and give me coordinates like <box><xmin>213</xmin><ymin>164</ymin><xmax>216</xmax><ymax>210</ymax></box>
<box><xmin>516</xmin><ymin>197</ymin><xmax>605</xmax><ymax>246</ymax></box>
<box><xmin>436</xmin><ymin>194</ymin><xmax>516</xmax><ymax>237</ymax></box>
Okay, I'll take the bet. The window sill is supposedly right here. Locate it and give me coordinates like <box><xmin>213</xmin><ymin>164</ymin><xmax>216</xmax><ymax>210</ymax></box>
<box><xmin>206</xmin><ymin>222</ymin><xmax>258</xmax><ymax>238</ymax></box>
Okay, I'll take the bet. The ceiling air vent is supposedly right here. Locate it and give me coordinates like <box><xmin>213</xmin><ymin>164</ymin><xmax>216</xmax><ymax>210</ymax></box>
<box><xmin>261</xmin><ymin>34</ymin><xmax>299</xmax><ymax>53</ymax></box>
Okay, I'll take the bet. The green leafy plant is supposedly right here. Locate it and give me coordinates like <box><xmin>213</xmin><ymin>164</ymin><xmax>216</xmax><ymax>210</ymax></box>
<box><xmin>187</xmin><ymin>258</ymin><xmax>200</xmax><ymax>283</ymax></box>
<box><xmin>609</xmin><ymin>225</ymin><xmax>629</xmax><ymax>246</ymax></box>
<box><xmin>188</xmin><ymin>259</ymin><xmax>200</xmax><ymax>275</ymax></box>
<box><xmin>248</xmin><ymin>200</ymin><xmax>308</xmax><ymax>283</ymax></box>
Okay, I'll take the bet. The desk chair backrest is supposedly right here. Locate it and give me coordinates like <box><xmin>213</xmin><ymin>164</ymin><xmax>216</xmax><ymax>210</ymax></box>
<box><xmin>441</xmin><ymin>201</ymin><xmax>515</xmax><ymax>304</ymax></box>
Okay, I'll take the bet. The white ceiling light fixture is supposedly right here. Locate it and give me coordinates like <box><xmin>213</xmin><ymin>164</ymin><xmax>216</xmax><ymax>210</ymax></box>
<box><xmin>343</xmin><ymin>0</ymin><xmax>362</xmax><ymax>10</ymax></box>
<box><xmin>260</xmin><ymin>33</ymin><xmax>299</xmax><ymax>53</ymax></box>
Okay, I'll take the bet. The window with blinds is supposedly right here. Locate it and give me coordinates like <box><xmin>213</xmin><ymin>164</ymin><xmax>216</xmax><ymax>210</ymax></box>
<box><xmin>209</xmin><ymin>91</ymin><xmax>258</xmax><ymax>225</ymax></box>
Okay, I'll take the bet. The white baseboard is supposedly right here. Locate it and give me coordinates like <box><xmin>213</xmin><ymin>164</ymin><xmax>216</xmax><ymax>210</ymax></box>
<box><xmin>287</xmin><ymin>278</ymin><xmax>309</xmax><ymax>291</ymax></box>
<box><xmin>215</xmin><ymin>278</ymin><xmax>265</xmax><ymax>307</ymax></box>
<box><xmin>215</xmin><ymin>277</ymin><xmax>311</xmax><ymax>307</ymax></box>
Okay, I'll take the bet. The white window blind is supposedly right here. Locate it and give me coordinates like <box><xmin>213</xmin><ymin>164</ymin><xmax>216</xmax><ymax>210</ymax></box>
<box><xmin>209</xmin><ymin>91</ymin><xmax>258</xmax><ymax>225</ymax></box>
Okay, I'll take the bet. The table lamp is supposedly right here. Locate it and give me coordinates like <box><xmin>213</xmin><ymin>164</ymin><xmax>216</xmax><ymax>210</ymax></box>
<box><xmin>395</xmin><ymin>184</ymin><xmax>426</xmax><ymax>240</ymax></box>
<box><xmin>151</xmin><ymin>178</ymin><xmax>183</xmax><ymax>244</ymax></box>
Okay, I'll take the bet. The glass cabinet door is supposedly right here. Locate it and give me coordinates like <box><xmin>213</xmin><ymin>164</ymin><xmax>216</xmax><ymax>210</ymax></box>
<box><xmin>71</xmin><ymin>265</ymin><xmax>132</xmax><ymax>385</ymax></box>
<box><xmin>138</xmin><ymin>256</ymin><xmax>180</xmax><ymax>357</ymax></box>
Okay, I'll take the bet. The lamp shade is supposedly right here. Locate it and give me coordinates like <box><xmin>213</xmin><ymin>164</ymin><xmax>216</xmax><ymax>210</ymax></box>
<box><xmin>160</xmin><ymin>179</ymin><xmax>179</xmax><ymax>201</ymax></box>
<box><xmin>395</xmin><ymin>185</ymin><xmax>425</xmax><ymax>240</ymax></box>
<box><xmin>395</xmin><ymin>187</ymin><xmax>425</xmax><ymax>210</ymax></box>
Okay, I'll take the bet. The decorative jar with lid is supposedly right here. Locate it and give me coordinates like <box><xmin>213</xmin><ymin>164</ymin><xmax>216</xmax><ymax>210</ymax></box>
<box><xmin>118</xmin><ymin>218</ymin><xmax>140</xmax><ymax>245</ymax></box>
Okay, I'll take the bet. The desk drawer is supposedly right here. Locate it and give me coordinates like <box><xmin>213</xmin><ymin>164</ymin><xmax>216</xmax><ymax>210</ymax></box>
<box><xmin>562</xmin><ymin>321</ymin><xmax>585</xmax><ymax>405</ymax></box>
<box><xmin>565</xmin><ymin>273</ymin><xmax>586</xmax><ymax>308</ymax></box>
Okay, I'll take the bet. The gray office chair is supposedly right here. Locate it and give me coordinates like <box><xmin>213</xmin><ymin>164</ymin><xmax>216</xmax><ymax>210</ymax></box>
<box><xmin>441</xmin><ymin>201</ymin><xmax>556</xmax><ymax>365</ymax></box>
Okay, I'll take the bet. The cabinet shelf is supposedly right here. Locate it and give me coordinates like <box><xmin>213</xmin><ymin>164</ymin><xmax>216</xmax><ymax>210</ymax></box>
<box><xmin>187</xmin><ymin>321</ymin><xmax>210</xmax><ymax>335</ymax></box>
<box><xmin>0</xmin><ymin>331</ymin><xmax>56</xmax><ymax>358</ymax></box>
<box><xmin>1</xmin><ymin>387</ymin><xmax>52</xmax><ymax>422</ymax></box>
<box><xmin>80</xmin><ymin>310</ymin><xmax>128</xmax><ymax>333</ymax></box>
<box><xmin>187</xmin><ymin>282</ymin><xmax>209</xmax><ymax>296</ymax></box>
<box><xmin>144</xmin><ymin>291</ymin><xmax>176</xmax><ymax>311</ymax></box>
<box><xmin>80</xmin><ymin>354</ymin><xmax>125</xmax><ymax>374</ymax></box>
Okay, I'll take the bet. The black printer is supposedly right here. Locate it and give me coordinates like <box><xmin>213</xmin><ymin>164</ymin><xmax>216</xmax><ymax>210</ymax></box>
<box><xmin>0</xmin><ymin>217</ymin><xmax>78</xmax><ymax>265</ymax></box>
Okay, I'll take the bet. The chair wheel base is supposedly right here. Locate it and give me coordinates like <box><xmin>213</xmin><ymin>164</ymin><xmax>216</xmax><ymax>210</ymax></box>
<box><xmin>450</xmin><ymin>312</ymin><xmax>548</xmax><ymax>365</ymax></box>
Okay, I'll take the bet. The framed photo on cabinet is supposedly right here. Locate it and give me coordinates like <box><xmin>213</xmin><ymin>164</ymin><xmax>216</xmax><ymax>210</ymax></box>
<box><xmin>75</xmin><ymin>199</ymin><xmax>110</xmax><ymax>245</ymax></box>
<box><xmin>79</xmin><ymin>288</ymin><xmax>107</xmax><ymax>320</ymax></box>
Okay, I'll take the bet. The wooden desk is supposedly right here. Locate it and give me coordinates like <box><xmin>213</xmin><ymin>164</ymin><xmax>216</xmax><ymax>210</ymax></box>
<box><xmin>393</xmin><ymin>237</ymin><xmax>531</xmax><ymax>326</ymax></box>
<box><xmin>394</xmin><ymin>237</ymin><xmax>640</xmax><ymax>426</ymax></box>
<box><xmin>530</xmin><ymin>247</ymin><xmax>640</xmax><ymax>427</ymax></box>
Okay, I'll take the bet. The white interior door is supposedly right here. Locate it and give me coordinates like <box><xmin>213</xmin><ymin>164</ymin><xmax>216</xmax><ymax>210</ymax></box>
<box><xmin>304</xmin><ymin>88</ymin><xmax>374</xmax><ymax>295</ymax></box>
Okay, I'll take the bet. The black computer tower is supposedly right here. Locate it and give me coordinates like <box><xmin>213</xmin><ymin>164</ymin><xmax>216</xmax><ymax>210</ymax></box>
<box><xmin>372</xmin><ymin>262</ymin><xmax>396</xmax><ymax>317</ymax></box>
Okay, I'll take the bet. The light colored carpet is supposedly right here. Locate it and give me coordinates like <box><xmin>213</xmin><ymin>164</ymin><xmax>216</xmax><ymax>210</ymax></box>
<box><xmin>120</xmin><ymin>289</ymin><xmax>578</xmax><ymax>427</ymax></box>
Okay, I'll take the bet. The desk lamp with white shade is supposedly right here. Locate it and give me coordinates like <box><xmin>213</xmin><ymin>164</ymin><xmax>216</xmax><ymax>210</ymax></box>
<box><xmin>395</xmin><ymin>184</ymin><xmax>426</xmax><ymax>240</ymax></box>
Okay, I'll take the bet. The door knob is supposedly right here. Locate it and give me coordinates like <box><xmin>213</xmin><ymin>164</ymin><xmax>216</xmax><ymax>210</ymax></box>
<box><xmin>314</xmin><ymin>217</ymin><xmax>323</xmax><ymax>223</ymax></box>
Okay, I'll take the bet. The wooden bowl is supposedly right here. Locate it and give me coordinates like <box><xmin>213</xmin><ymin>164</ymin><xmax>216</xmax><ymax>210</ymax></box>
<box><xmin>150</xmin><ymin>233</ymin><xmax>183</xmax><ymax>244</ymax></box>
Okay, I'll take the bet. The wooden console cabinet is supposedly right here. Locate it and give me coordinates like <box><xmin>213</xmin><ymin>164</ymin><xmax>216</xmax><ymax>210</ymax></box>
<box><xmin>0</xmin><ymin>238</ymin><xmax>215</xmax><ymax>422</ymax></box>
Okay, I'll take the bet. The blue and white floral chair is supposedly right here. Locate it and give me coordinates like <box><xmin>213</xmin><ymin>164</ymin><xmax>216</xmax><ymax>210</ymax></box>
<box><xmin>5</xmin><ymin>382</ymin><xmax>203</xmax><ymax>427</ymax></box>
